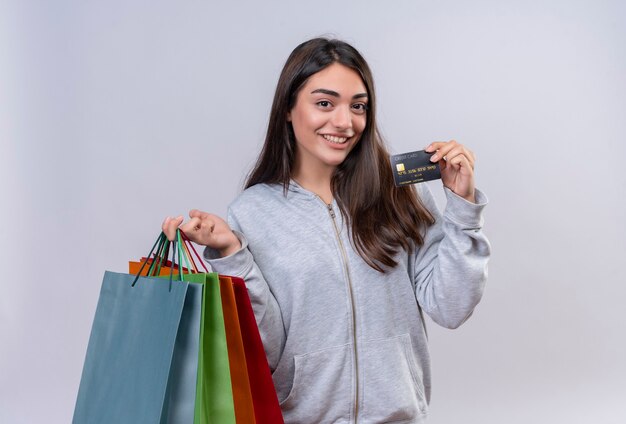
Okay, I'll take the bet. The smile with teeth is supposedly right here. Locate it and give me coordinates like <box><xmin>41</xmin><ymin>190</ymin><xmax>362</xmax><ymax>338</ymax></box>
<box><xmin>322</xmin><ymin>134</ymin><xmax>350</xmax><ymax>144</ymax></box>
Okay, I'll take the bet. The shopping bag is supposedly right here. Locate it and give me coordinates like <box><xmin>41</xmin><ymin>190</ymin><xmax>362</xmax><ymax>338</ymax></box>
<box><xmin>192</xmin><ymin>271</ymin><xmax>238</xmax><ymax>423</ymax></box>
<box><xmin>162</xmin><ymin>272</ymin><xmax>206</xmax><ymax>424</ymax></box>
<box><xmin>130</xmin><ymin>259</ymin><xmax>260</xmax><ymax>422</ymax></box>
<box><xmin>174</xmin><ymin>231</ymin><xmax>281</xmax><ymax>423</ymax></box>
<box><xmin>73</xmin><ymin>271</ymin><xmax>202</xmax><ymax>424</ymax></box>
<box><xmin>130</xmin><ymin>240</ymin><xmax>240</xmax><ymax>422</ymax></box>
<box><xmin>219</xmin><ymin>276</ymin><xmax>256</xmax><ymax>423</ymax></box>
<box><xmin>130</xmin><ymin>262</ymin><xmax>277</xmax><ymax>423</ymax></box>
<box><xmin>231</xmin><ymin>276</ymin><xmax>284</xmax><ymax>424</ymax></box>
<box><xmin>147</xmin><ymin>233</ymin><xmax>238</xmax><ymax>423</ymax></box>
<box><xmin>88</xmin><ymin>230</ymin><xmax>283</xmax><ymax>423</ymax></box>
<box><xmin>129</xmin><ymin>258</ymin><xmax>185</xmax><ymax>276</ymax></box>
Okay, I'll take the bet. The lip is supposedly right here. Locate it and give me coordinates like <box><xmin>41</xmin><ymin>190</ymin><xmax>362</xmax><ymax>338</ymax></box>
<box><xmin>319</xmin><ymin>134</ymin><xmax>352</xmax><ymax>149</ymax></box>
<box><xmin>320</xmin><ymin>132</ymin><xmax>354</xmax><ymax>138</ymax></box>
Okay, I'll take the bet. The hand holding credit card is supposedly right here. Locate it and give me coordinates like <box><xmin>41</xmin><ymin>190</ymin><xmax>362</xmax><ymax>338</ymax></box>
<box><xmin>390</xmin><ymin>150</ymin><xmax>441</xmax><ymax>186</ymax></box>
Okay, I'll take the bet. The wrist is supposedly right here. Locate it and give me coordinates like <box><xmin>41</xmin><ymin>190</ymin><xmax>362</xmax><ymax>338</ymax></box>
<box><xmin>218</xmin><ymin>233</ymin><xmax>241</xmax><ymax>258</ymax></box>
<box><xmin>443</xmin><ymin>185</ymin><xmax>476</xmax><ymax>203</ymax></box>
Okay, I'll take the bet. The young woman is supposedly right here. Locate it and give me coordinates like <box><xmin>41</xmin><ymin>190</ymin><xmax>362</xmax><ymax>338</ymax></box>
<box><xmin>163</xmin><ymin>38</ymin><xmax>490</xmax><ymax>423</ymax></box>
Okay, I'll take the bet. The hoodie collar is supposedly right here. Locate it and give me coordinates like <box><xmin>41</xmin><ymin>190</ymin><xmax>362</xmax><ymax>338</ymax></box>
<box><xmin>279</xmin><ymin>179</ymin><xmax>338</xmax><ymax>207</ymax></box>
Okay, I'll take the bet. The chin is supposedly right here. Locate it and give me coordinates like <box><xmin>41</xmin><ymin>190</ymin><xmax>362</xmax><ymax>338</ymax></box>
<box><xmin>323</xmin><ymin>154</ymin><xmax>350</xmax><ymax>167</ymax></box>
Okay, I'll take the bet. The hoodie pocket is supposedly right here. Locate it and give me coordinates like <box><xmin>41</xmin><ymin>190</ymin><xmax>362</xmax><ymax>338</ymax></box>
<box><xmin>360</xmin><ymin>333</ymin><xmax>428</xmax><ymax>422</ymax></box>
<box><xmin>280</xmin><ymin>343</ymin><xmax>353</xmax><ymax>423</ymax></box>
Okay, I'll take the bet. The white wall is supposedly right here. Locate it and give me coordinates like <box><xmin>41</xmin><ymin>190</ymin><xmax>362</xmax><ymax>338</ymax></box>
<box><xmin>1</xmin><ymin>0</ymin><xmax>625</xmax><ymax>422</ymax></box>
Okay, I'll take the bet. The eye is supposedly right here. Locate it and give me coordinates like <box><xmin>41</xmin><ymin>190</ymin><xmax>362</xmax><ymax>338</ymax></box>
<box><xmin>316</xmin><ymin>100</ymin><xmax>332</xmax><ymax>108</ymax></box>
<box><xmin>352</xmin><ymin>103</ymin><xmax>368</xmax><ymax>114</ymax></box>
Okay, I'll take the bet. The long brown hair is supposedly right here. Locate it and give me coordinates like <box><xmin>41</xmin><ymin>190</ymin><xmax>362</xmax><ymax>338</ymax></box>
<box><xmin>246</xmin><ymin>38</ymin><xmax>435</xmax><ymax>272</ymax></box>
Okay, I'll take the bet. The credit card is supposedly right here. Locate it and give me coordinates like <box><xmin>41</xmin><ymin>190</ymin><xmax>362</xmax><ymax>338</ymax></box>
<box><xmin>390</xmin><ymin>150</ymin><xmax>441</xmax><ymax>186</ymax></box>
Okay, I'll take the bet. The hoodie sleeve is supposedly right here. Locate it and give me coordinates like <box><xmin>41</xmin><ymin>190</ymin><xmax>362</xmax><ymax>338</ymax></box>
<box><xmin>203</xmin><ymin>209</ymin><xmax>285</xmax><ymax>371</ymax></box>
<box><xmin>411</xmin><ymin>184</ymin><xmax>491</xmax><ymax>329</ymax></box>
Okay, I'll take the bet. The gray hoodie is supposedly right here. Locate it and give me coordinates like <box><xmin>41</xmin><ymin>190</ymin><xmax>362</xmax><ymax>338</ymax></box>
<box><xmin>205</xmin><ymin>180</ymin><xmax>490</xmax><ymax>424</ymax></box>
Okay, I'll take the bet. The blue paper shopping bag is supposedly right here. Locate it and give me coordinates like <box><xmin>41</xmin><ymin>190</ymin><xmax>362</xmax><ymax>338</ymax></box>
<box><xmin>73</xmin><ymin>271</ymin><xmax>202</xmax><ymax>424</ymax></box>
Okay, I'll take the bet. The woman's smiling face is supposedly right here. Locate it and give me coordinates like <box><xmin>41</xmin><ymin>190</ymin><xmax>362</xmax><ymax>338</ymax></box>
<box><xmin>288</xmin><ymin>62</ymin><xmax>368</xmax><ymax>176</ymax></box>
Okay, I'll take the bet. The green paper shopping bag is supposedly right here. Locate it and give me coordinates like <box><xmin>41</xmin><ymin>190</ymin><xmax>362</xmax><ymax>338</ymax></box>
<box><xmin>193</xmin><ymin>272</ymin><xmax>237</xmax><ymax>423</ymax></box>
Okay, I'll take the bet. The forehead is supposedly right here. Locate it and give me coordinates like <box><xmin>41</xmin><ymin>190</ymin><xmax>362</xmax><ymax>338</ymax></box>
<box><xmin>302</xmin><ymin>63</ymin><xmax>367</xmax><ymax>96</ymax></box>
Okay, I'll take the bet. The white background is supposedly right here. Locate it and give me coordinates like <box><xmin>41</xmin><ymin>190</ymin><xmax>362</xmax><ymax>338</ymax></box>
<box><xmin>1</xmin><ymin>0</ymin><xmax>625</xmax><ymax>422</ymax></box>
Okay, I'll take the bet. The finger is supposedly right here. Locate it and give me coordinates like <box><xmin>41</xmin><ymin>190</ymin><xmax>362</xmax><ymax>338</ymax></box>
<box><xmin>181</xmin><ymin>217</ymin><xmax>216</xmax><ymax>246</ymax></box>
<box><xmin>450</xmin><ymin>146</ymin><xmax>476</xmax><ymax>169</ymax></box>
<box><xmin>469</xmin><ymin>149</ymin><xmax>476</xmax><ymax>166</ymax></box>
<box><xmin>460</xmin><ymin>147</ymin><xmax>475</xmax><ymax>169</ymax></box>
<box><xmin>449</xmin><ymin>154</ymin><xmax>474</xmax><ymax>174</ymax></box>
<box><xmin>424</xmin><ymin>141</ymin><xmax>446</xmax><ymax>153</ymax></box>
<box><xmin>428</xmin><ymin>140</ymin><xmax>459</xmax><ymax>162</ymax></box>
<box><xmin>163</xmin><ymin>216</ymin><xmax>184</xmax><ymax>241</ymax></box>
<box><xmin>430</xmin><ymin>141</ymin><xmax>475</xmax><ymax>168</ymax></box>
<box><xmin>180</xmin><ymin>217</ymin><xmax>209</xmax><ymax>234</ymax></box>
<box><xmin>179</xmin><ymin>217</ymin><xmax>198</xmax><ymax>234</ymax></box>
<box><xmin>438</xmin><ymin>145</ymin><xmax>474</xmax><ymax>169</ymax></box>
<box><xmin>189</xmin><ymin>209</ymin><xmax>210</xmax><ymax>219</ymax></box>
<box><xmin>205</xmin><ymin>219</ymin><xmax>216</xmax><ymax>234</ymax></box>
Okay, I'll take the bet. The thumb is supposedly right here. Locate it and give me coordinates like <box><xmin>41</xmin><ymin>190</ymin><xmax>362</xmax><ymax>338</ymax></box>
<box><xmin>162</xmin><ymin>215</ymin><xmax>184</xmax><ymax>241</ymax></box>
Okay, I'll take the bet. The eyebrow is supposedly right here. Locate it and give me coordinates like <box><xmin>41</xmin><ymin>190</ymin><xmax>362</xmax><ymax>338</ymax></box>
<box><xmin>310</xmin><ymin>88</ymin><xmax>368</xmax><ymax>100</ymax></box>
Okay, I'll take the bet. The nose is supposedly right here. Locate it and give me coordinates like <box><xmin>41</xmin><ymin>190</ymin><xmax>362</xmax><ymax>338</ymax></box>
<box><xmin>331</xmin><ymin>106</ymin><xmax>353</xmax><ymax>131</ymax></box>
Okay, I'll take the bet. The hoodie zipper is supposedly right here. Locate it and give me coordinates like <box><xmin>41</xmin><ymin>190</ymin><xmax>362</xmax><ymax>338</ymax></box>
<box><xmin>323</xmin><ymin>200</ymin><xmax>360</xmax><ymax>423</ymax></box>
